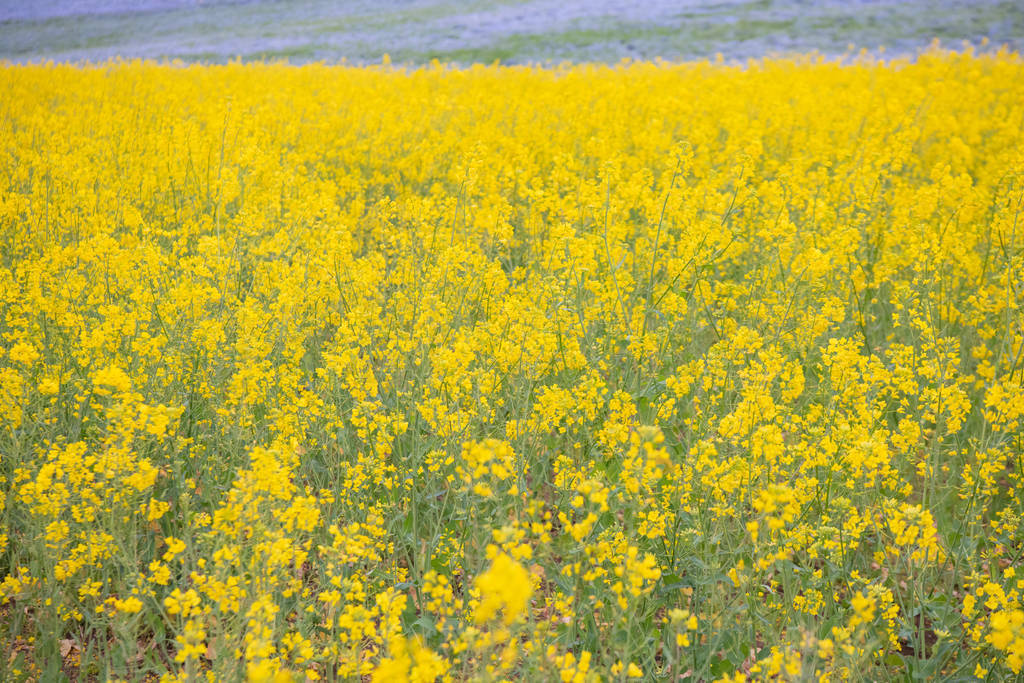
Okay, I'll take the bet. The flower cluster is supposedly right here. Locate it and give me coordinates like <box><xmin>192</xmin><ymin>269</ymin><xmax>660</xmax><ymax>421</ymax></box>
<box><xmin>1</xmin><ymin>45</ymin><xmax>1024</xmax><ymax>679</ymax></box>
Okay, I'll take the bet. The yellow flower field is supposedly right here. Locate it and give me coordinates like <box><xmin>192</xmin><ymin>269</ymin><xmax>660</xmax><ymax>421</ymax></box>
<box><xmin>1</xmin><ymin>48</ymin><xmax>1024</xmax><ymax>680</ymax></box>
